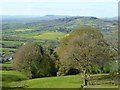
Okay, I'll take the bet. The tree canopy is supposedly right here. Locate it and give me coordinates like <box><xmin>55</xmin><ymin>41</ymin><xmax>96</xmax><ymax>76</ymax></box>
<box><xmin>56</xmin><ymin>28</ymin><xmax>116</xmax><ymax>86</ymax></box>
<box><xmin>13</xmin><ymin>43</ymin><xmax>56</xmax><ymax>78</ymax></box>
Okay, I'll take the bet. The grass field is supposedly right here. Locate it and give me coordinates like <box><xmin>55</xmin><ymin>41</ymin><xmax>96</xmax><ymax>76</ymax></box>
<box><xmin>1</xmin><ymin>62</ymin><xmax>118</xmax><ymax>88</ymax></box>
<box><xmin>11</xmin><ymin>31</ymin><xmax>66</xmax><ymax>40</ymax></box>
<box><xmin>22</xmin><ymin>75</ymin><xmax>82</xmax><ymax>88</ymax></box>
<box><xmin>15</xmin><ymin>29</ymin><xmax>33</xmax><ymax>32</ymax></box>
<box><xmin>0</xmin><ymin>48</ymin><xmax>16</xmax><ymax>52</ymax></box>
<box><xmin>0</xmin><ymin>62</ymin><xmax>12</xmax><ymax>68</ymax></box>
<box><xmin>1</xmin><ymin>69</ymin><xmax>82</xmax><ymax>88</ymax></box>
<box><xmin>2</xmin><ymin>41</ymin><xmax>24</xmax><ymax>46</ymax></box>
<box><xmin>2</xmin><ymin>71</ymin><xmax>82</xmax><ymax>88</ymax></box>
<box><xmin>2</xmin><ymin>31</ymin><xmax>66</xmax><ymax>55</ymax></box>
<box><xmin>33</xmin><ymin>32</ymin><xmax>66</xmax><ymax>40</ymax></box>
<box><xmin>1</xmin><ymin>70</ymin><xmax>28</xmax><ymax>88</ymax></box>
<box><xmin>23</xmin><ymin>75</ymin><xmax>118</xmax><ymax>88</ymax></box>
<box><xmin>1</xmin><ymin>69</ymin><xmax>118</xmax><ymax>88</ymax></box>
<box><xmin>11</xmin><ymin>32</ymin><xmax>40</xmax><ymax>38</ymax></box>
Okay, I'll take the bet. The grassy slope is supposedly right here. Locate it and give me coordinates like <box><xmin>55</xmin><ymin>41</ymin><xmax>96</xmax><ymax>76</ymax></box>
<box><xmin>15</xmin><ymin>28</ymin><xmax>33</xmax><ymax>32</ymax></box>
<box><xmin>0</xmin><ymin>48</ymin><xmax>16</xmax><ymax>52</ymax></box>
<box><xmin>23</xmin><ymin>74</ymin><xmax>118</xmax><ymax>88</ymax></box>
<box><xmin>1</xmin><ymin>70</ymin><xmax>28</xmax><ymax>88</ymax></box>
<box><xmin>2</xmin><ymin>41</ymin><xmax>24</xmax><ymax>46</ymax></box>
<box><xmin>11</xmin><ymin>31</ymin><xmax>66</xmax><ymax>40</ymax></box>
<box><xmin>85</xmin><ymin>85</ymin><xmax>118</xmax><ymax>88</ymax></box>
<box><xmin>1</xmin><ymin>69</ymin><xmax>118</xmax><ymax>88</ymax></box>
<box><xmin>2</xmin><ymin>31</ymin><xmax>66</xmax><ymax>54</ymax></box>
<box><xmin>0</xmin><ymin>62</ymin><xmax>12</xmax><ymax>68</ymax></box>
<box><xmin>33</xmin><ymin>32</ymin><xmax>66</xmax><ymax>40</ymax></box>
<box><xmin>23</xmin><ymin>75</ymin><xmax>82</xmax><ymax>88</ymax></box>
<box><xmin>2</xmin><ymin>69</ymin><xmax>82</xmax><ymax>88</ymax></box>
<box><xmin>1</xmin><ymin>63</ymin><xmax>118</xmax><ymax>88</ymax></box>
<box><xmin>1</xmin><ymin>62</ymin><xmax>82</xmax><ymax>88</ymax></box>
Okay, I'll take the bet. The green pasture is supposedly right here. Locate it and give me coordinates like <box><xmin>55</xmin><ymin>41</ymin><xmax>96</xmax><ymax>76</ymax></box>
<box><xmin>1</xmin><ymin>70</ymin><xmax>28</xmax><ymax>88</ymax></box>
<box><xmin>23</xmin><ymin>75</ymin><xmax>82</xmax><ymax>88</ymax></box>
<box><xmin>0</xmin><ymin>62</ymin><xmax>118</xmax><ymax>88</ymax></box>
<box><xmin>1</xmin><ymin>69</ymin><xmax>118</xmax><ymax>88</ymax></box>
<box><xmin>1</xmin><ymin>64</ymin><xmax>12</xmax><ymax>69</ymax></box>
<box><xmin>0</xmin><ymin>62</ymin><xmax>12</xmax><ymax>68</ymax></box>
<box><xmin>15</xmin><ymin>28</ymin><xmax>33</xmax><ymax>32</ymax></box>
<box><xmin>19</xmin><ymin>74</ymin><xmax>118</xmax><ymax>88</ymax></box>
<box><xmin>0</xmin><ymin>48</ymin><xmax>16</xmax><ymax>52</ymax></box>
<box><xmin>2</xmin><ymin>70</ymin><xmax>82</xmax><ymax>88</ymax></box>
<box><xmin>33</xmin><ymin>32</ymin><xmax>66</xmax><ymax>40</ymax></box>
<box><xmin>11</xmin><ymin>31</ymin><xmax>66</xmax><ymax>40</ymax></box>
<box><xmin>2</xmin><ymin>41</ymin><xmax>24</xmax><ymax>46</ymax></box>
<box><xmin>11</xmin><ymin>32</ymin><xmax>40</xmax><ymax>37</ymax></box>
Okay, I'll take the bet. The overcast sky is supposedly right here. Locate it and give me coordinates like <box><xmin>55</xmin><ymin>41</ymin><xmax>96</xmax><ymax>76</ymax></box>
<box><xmin>0</xmin><ymin>0</ymin><xmax>119</xmax><ymax>17</ymax></box>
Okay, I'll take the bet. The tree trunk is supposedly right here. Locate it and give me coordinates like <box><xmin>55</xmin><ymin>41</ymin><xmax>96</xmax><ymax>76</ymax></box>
<box><xmin>84</xmin><ymin>78</ymin><xmax>88</xmax><ymax>86</ymax></box>
<box><xmin>83</xmin><ymin>69</ymin><xmax>88</xmax><ymax>86</ymax></box>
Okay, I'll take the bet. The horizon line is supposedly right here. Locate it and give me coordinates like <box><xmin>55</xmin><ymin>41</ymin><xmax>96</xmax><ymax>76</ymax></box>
<box><xmin>1</xmin><ymin>14</ymin><xmax>117</xmax><ymax>18</ymax></box>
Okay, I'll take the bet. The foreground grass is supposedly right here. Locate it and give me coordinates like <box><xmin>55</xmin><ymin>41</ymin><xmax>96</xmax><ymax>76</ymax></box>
<box><xmin>23</xmin><ymin>75</ymin><xmax>82</xmax><ymax>88</ymax></box>
<box><xmin>1</xmin><ymin>70</ymin><xmax>28</xmax><ymax>88</ymax></box>
<box><xmin>1</xmin><ymin>69</ymin><xmax>82</xmax><ymax>88</ymax></box>
<box><xmin>1</xmin><ymin>69</ymin><xmax>118</xmax><ymax>88</ymax></box>
<box><xmin>2</xmin><ymin>71</ymin><xmax>27</xmax><ymax>81</ymax></box>
<box><xmin>85</xmin><ymin>85</ymin><xmax>118</xmax><ymax>88</ymax></box>
<box><xmin>24</xmin><ymin>74</ymin><xmax>117</xmax><ymax>88</ymax></box>
<box><xmin>2</xmin><ymin>70</ymin><xmax>82</xmax><ymax>88</ymax></box>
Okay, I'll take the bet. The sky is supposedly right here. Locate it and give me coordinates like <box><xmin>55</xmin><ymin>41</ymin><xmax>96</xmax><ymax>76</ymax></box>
<box><xmin>0</xmin><ymin>0</ymin><xmax>119</xmax><ymax>18</ymax></box>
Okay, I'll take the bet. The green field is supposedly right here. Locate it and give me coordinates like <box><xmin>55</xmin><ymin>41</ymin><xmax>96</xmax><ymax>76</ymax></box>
<box><xmin>1</xmin><ymin>70</ymin><xmax>28</xmax><ymax>88</ymax></box>
<box><xmin>2</xmin><ymin>31</ymin><xmax>67</xmax><ymax>55</ymax></box>
<box><xmin>33</xmin><ymin>32</ymin><xmax>66</xmax><ymax>40</ymax></box>
<box><xmin>1</xmin><ymin>69</ymin><xmax>82</xmax><ymax>88</ymax></box>
<box><xmin>11</xmin><ymin>32</ymin><xmax>66</xmax><ymax>40</ymax></box>
<box><xmin>15</xmin><ymin>28</ymin><xmax>33</xmax><ymax>32</ymax></box>
<box><xmin>22</xmin><ymin>75</ymin><xmax>82</xmax><ymax>88</ymax></box>
<box><xmin>0</xmin><ymin>62</ymin><xmax>12</xmax><ymax>68</ymax></box>
<box><xmin>1</xmin><ymin>69</ymin><xmax>118</xmax><ymax>88</ymax></box>
<box><xmin>2</xmin><ymin>41</ymin><xmax>24</xmax><ymax>46</ymax></box>
<box><xmin>0</xmin><ymin>48</ymin><xmax>16</xmax><ymax>52</ymax></box>
<box><xmin>1</xmin><ymin>63</ymin><xmax>118</xmax><ymax>88</ymax></box>
<box><xmin>0</xmin><ymin>62</ymin><xmax>13</xmax><ymax>71</ymax></box>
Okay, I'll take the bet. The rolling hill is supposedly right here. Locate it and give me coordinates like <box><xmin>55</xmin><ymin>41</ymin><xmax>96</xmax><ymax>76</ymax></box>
<box><xmin>1</xmin><ymin>15</ymin><xmax>118</xmax><ymax>56</ymax></box>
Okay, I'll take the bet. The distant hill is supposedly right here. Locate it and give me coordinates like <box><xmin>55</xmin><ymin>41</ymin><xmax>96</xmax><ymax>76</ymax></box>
<box><xmin>40</xmin><ymin>15</ymin><xmax>71</xmax><ymax>20</ymax></box>
<box><xmin>2</xmin><ymin>15</ymin><xmax>118</xmax><ymax>54</ymax></box>
<box><xmin>2</xmin><ymin>15</ymin><xmax>117</xmax><ymax>33</ymax></box>
<box><xmin>2</xmin><ymin>15</ymin><xmax>70</xmax><ymax>21</ymax></box>
<box><xmin>101</xmin><ymin>17</ymin><xmax>117</xmax><ymax>21</ymax></box>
